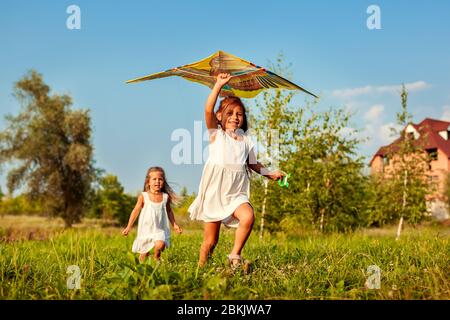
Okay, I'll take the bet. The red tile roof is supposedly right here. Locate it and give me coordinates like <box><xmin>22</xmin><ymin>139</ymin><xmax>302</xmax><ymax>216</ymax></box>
<box><xmin>370</xmin><ymin>118</ymin><xmax>450</xmax><ymax>165</ymax></box>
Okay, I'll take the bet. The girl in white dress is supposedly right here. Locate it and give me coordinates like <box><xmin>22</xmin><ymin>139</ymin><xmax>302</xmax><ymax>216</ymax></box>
<box><xmin>189</xmin><ymin>73</ymin><xmax>285</xmax><ymax>268</ymax></box>
<box><xmin>122</xmin><ymin>167</ymin><xmax>182</xmax><ymax>262</ymax></box>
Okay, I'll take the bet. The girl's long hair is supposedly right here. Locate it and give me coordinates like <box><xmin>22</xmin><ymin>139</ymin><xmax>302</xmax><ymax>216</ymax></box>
<box><xmin>143</xmin><ymin>166</ymin><xmax>178</xmax><ymax>206</ymax></box>
<box><xmin>215</xmin><ymin>96</ymin><xmax>248</xmax><ymax>132</ymax></box>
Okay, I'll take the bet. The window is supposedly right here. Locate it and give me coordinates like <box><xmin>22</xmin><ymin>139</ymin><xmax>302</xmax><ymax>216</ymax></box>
<box><xmin>426</xmin><ymin>148</ymin><xmax>438</xmax><ymax>161</ymax></box>
<box><xmin>381</xmin><ymin>156</ymin><xmax>389</xmax><ymax>173</ymax></box>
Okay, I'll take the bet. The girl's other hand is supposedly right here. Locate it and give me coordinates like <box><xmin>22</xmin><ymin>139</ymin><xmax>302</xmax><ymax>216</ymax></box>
<box><xmin>269</xmin><ymin>170</ymin><xmax>285</xmax><ymax>181</ymax></box>
<box><xmin>122</xmin><ymin>227</ymin><xmax>130</xmax><ymax>236</ymax></box>
<box><xmin>215</xmin><ymin>73</ymin><xmax>232</xmax><ymax>88</ymax></box>
<box><xmin>173</xmin><ymin>223</ymin><xmax>183</xmax><ymax>234</ymax></box>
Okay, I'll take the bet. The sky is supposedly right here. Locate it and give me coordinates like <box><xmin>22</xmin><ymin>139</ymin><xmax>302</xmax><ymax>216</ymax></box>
<box><xmin>1</xmin><ymin>0</ymin><xmax>450</xmax><ymax>195</ymax></box>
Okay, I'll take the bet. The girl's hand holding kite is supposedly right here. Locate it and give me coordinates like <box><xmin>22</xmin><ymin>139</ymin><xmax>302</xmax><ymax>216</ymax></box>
<box><xmin>267</xmin><ymin>170</ymin><xmax>285</xmax><ymax>182</ymax></box>
<box><xmin>247</xmin><ymin>161</ymin><xmax>285</xmax><ymax>181</ymax></box>
<box><xmin>214</xmin><ymin>73</ymin><xmax>232</xmax><ymax>88</ymax></box>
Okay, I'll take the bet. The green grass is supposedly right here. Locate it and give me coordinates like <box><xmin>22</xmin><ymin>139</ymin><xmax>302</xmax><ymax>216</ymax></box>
<box><xmin>0</xmin><ymin>216</ymin><xmax>449</xmax><ymax>300</ymax></box>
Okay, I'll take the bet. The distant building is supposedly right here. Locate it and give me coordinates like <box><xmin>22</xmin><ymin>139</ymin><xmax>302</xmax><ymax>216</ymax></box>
<box><xmin>370</xmin><ymin>118</ymin><xmax>450</xmax><ymax>220</ymax></box>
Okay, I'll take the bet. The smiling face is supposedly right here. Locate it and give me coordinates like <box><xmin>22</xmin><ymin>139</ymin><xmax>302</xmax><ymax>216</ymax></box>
<box><xmin>148</xmin><ymin>171</ymin><xmax>164</xmax><ymax>193</ymax></box>
<box><xmin>217</xmin><ymin>104</ymin><xmax>245</xmax><ymax>131</ymax></box>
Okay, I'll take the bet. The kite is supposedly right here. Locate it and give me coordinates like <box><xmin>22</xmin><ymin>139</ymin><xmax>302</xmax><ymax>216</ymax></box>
<box><xmin>126</xmin><ymin>50</ymin><xmax>317</xmax><ymax>99</ymax></box>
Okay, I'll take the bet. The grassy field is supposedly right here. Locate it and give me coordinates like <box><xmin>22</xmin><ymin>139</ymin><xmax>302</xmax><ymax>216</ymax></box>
<box><xmin>0</xmin><ymin>215</ymin><xmax>449</xmax><ymax>300</ymax></box>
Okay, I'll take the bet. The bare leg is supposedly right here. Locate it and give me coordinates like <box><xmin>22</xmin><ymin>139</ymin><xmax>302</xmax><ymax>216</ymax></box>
<box><xmin>139</xmin><ymin>252</ymin><xmax>149</xmax><ymax>263</ymax></box>
<box><xmin>153</xmin><ymin>240</ymin><xmax>166</xmax><ymax>260</ymax></box>
<box><xmin>199</xmin><ymin>221</ymin><xmax>221</xmax><ymax>267</ymax></box>
<box><xmin>230</xmin><ymin>203</ymin><xmax>255</xmax><ymax>257</ymax></box>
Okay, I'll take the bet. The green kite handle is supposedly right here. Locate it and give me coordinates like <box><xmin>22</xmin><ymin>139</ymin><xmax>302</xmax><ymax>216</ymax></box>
<box><xmin>278</xmin><ymin>173</ymin><xmax>291</xmax><ymax>188</ymax></box>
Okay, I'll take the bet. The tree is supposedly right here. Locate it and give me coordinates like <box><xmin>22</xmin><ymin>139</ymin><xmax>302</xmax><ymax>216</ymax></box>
<box><xmin>367</xmin><ymin>85</ymin><xmax>431</xmax><ymax>238</ymax></box>
<box><xmin>0</xmin><ymin>194</ymin><xmax>44</xmax><ymax>216</ymax></box>
<box><xmin>249</xmin><ymin>54</ymin><xmax>367</xmax><ymax>234</ymax></box>
<box><xmin>179</xmin><ymin>186</ymin><xmax>188</xmax><ymax>198</ymax></box>
<box><xmin>388</xmin><ymin>85</ymin><xmax>430</xmax><ymax>239</ymax></box>
<box><xmin>89</xmin><ymin>174</ymin><xmax>137</xmax><ymax>226</ymax></box>
<box><xmin>282</xmin><ymin>103</ymin><xmax>367</xmax><ymax>233</ymax></box>
<box><xmin>249</xmin><ymin>53</ymin><xmax>298</xmax><ymax>239</ymax></box>
<box><xmin>364</xmin><ymin>174</ymin><xmax>398</xmax><ymax>228</ymax></box>
<box><xmin>173</xmin><ymin>189</ymin><xmax>196</xmax><ymax>217</ymax></box>
<box><xmin>0</xmin><ymin>70</ymin><xmax>96</xmax><ymax>227</ymax></box>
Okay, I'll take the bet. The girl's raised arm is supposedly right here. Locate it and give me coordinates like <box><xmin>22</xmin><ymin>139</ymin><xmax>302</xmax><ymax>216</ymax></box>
<box><xmin>205</xmin><ymin>73</ymin><xmax>232</xmax><ymax>132</ymax></box>
<box><xmin>122</xmin><ymin>194</ymin><xmax>144</xmax><ymax>236</ymax></box>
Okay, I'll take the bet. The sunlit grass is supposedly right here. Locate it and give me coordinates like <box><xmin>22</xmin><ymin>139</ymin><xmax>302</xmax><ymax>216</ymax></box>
<box><xmin>0</xmin><ymin>216</ymin><xmax>449</xmax><ymax>299</ymax></box>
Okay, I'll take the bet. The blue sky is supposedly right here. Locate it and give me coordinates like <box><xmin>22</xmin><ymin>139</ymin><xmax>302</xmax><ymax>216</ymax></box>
<box><xmin>1</xmin><ymin>0</ymin><xmax>450</xmax><ymax>195</ymax></box>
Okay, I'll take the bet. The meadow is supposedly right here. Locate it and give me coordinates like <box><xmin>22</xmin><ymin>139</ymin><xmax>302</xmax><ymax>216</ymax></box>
<box><xmin>0</xmin><ymin>215</ymin><xmax>449</xmax><ymax>300</ymax></box>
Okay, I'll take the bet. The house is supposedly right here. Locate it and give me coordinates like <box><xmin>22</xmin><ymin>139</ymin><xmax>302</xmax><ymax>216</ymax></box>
<box><xmin>370</xmin><ymin>118</ymin><xmax>450</xmax><ymax>220</ymax></box>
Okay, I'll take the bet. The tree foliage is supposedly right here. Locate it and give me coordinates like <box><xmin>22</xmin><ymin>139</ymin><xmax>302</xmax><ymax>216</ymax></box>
<box><xmin>88</xmin><ymin>174</ymin><xmax>137</xmax><ymax>226</ymax></box>
<box><xmin>249</xmin><ymin>55</ymin><xmax>367</xmax><ymax>233</ymax></box>
<box><xmin>248</xmin><ymin>53</ymin><xmax>298</xmax><ymax>237</ymax></box>
<box><xmin>282</xmin><ymin>104</ymin><xmax>367</xmax><ymax>232</ymax></box>
<box><xmin>367</xmin><ymin>85</ymin><xmax>431</xmax><ymax>234</ymax></box>
<box><xmin>0</xmin><ymin>70</ymin><xmax>96</xmax><ymax>227</ymax></box>
<box><xmin>0</xmin><ymin>194</ymin><xmax>44</xmax><ymax>216</ymax></box>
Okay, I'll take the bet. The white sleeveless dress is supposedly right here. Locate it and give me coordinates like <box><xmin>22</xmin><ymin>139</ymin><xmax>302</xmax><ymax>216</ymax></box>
<box><xmin>188</xmin><ymin>129</ymin><xmax>255</xmax><ymax>228</ymax></box>
<box><xmin>132</xmin><ymin>192</ymin><xmax>171</xmax><ymax>254</ymax></box>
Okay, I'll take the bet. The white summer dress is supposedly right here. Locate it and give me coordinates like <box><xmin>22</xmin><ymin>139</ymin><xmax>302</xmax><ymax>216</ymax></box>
<box><xmin>132</xmin><ymin>192</ymin><xmax>171</xmax><ymax>254</ymax></box>
<box><xmin>188</xmin><ymin>129</ymin><xmax>255</xmax><ymax>227</ymax></box>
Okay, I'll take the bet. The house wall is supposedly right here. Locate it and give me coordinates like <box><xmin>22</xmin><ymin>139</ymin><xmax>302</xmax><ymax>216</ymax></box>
<box><xmin>429</xmin><ymin>149</ymin><xmax>448</xmax><ymax>196</ymax></box>
<box><xmin>370</xmin><ymin>156</ymin><xmax>384</xmax><ymax>175</ymax></box>
<box><xmin>369</xmin><ymin>150</ymin><xmax>446</xmax><ymax>195</ymax></box>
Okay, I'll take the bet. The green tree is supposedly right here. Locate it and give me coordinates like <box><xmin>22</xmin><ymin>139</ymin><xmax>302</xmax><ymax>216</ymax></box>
<box><xmin>251</xmin><ymin>102</ymin><xmax>367</xmax><ymax>233</ymax></box>
<box><xmin>364</xmin><ymin>174</ymin><xmax>397</xmax><ymax>228</ymax></box>
<box><xmin>249</xmin><ymin>54</ymin><xmax>367</xmax><ymax>234</ymax></box>
<box><xmin>371</xmin><ymin>85</ymin><xmax>431</xmax><ymax>239</ymax></box>
<box><xmin>0</xmin><ymin>194</ymin><xmax>44</xmax><ymax>216</ymax></box>
<box><xmin>179</xmin><ymin>186</ymin><xmax>188</xmax><ymax>198</ymax></box>
<box><xmin>0</xmin><ymin>70</ymin><xmax>95</xmax><ymax>227</ymax></box>
<box><xmin>282</xmin><ymin>104</ymin><xmax>367</xmax><ymax>233</ymax></box>
<box><xmin>89</xmin><ymin>174</ymin><xmax>137</xmax><ymax>226</ymax></box>
<box><xmin>249</xmin><ymin>53</ymin><xmax>299</xmax><ymax>239</ymax></box>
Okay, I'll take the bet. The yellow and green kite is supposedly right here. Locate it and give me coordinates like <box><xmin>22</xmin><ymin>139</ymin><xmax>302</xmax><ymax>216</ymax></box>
<box><xmin>126</xmin><ymin>50</ymin><xmax>317</xmax><ymax>99</ymax></box>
